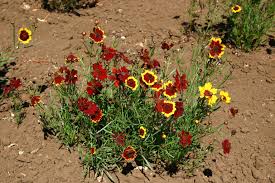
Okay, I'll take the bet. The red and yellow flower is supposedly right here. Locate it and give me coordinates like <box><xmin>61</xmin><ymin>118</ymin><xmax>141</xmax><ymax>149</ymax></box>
<box><xmin>125</xmin><ymin>76</ymin><xmax>138</xmax><ymax>91</ymax></box>
<box><xmin>90</xmin><ymin>147</ymin><xmax>96</xmax><ymax>155</ymax></box>
<box><xmin>231</xmin><ymin>5</ymin><xmax>242</xmax><ymax>13</ymax></box>
<box><xmin>151</xmin><ymin>82</ymin><xmax>163</xmax><ymax>92</ymax></box>
<box><xmin>199</xmin><ymin>82</ymin><xmax>218</xmax><ymax>106</ymax></box>
<box><xmin>89</xmin><ymin>27</ymin><xmax>105</xmax><ymax>43</ymax></box>
<box><xmin>31</xmin><ymin>96</ymin><xmax>41</xmax><ymax>106</ymax></box>
<box><xmin>220</xmin><ymin>91</ymin><xmax>231</xmax><ymax>104</ymax></box>
<box><xmin>18</xmin><ymin>28</ymin><xmax>32</xmax><ymax>44</ymax></box>
<box><xmin>139</xmin><ymin>126</ymin><xmax>147</xmax><ymax>139</ymax></box>
<box><xmin>66</xmin><ymin>53</ymin><xmax>79</xmax><ymax>63</ymax></box>
<box><xmin>121</xmin><ymin>146</ymin><xmax>137</xmax><ymax>162</ymax></box>
<box><xmin>141</xmin><ymin>70</ymin><xmax>157</xmax><ymax>86</ymax></box>
<box><xmin>163</xmin><ymin>81</ymin><xmax>177</xmax><ymax>99</ymax></box>
<box><xmin>208</xmin><ymin>37</ymin><xmax>226</xmax><ymax>59</ymax></box>
<box><xmin>91</xmin><ymin>109</ymin><xmax>103</xmax><ymax>123</ymax></box>
<box><xmin>156</xmin><ymin>100</ymin><xmax>176</xmax><ymax>118</ymax></box>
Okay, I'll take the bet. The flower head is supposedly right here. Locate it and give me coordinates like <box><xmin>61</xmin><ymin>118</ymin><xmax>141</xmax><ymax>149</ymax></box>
<box><xmin>174</xmin><ymin>70</ymin><xmax>188</xmax><ymax>93</ymax></box>
<box><xmin>141</xmin><ymin>70</ymin><xmax>157</xmax><ymax>86</ymax></box>
<box><xmin>174</xmin><ymin>101</ymin><xmax>184</xmax><ymax>118</ymax></box>
<box><xmin>121</xmin><ymin>146</ymin><xmax>137</xmax><ymax>162</ymax></box>
<box><xmin>139</xmin><ymin>49</ymin><xmax>160</xmax><ymax>69</ymax></box>
<box><xmin>125</xmin><ymin>76</ymin><xmax>138</xmax><ymax>91</ymax></box>
<box><xmin>179</xmin><ymin>130</ymin><xmax>192</xmax><ymax>148</ymax></box>
<box><xmin>163</xmin><ymin>81</ymin><xmax>177</xmax><ymax>99</ymax></box>
<box><xmin>151</xmin><ymin>82</ymin><xmax>163</xmax><ymax>92</ymax></box>
<box><xmin>220</xmin><ymin>91</ymin><xmax>231</xmax><ymax>104</ymax></box>
<box><xmin>31</xmin><ymin>96</ymin><xmax>41</xmax><ymax>106</ymax></box>
<box><xmin>222</xmin><ymin>139</ymin><xmax>231</xmax><ymax>154</ymax></box>
<box><xmin>101</xmin><ymin>45</ymin><xmax>117</xmax><ymax>61</ymax></box>
<box><xmin>92</xmin><ymin>63</ymin><xmax>107</xmax><ymax>81</ymax></box>
<box><xmin>109</xmin><ymin>66</ymin><xmax>130</xmax><ymax>87</ymax></box>
<box><xmin>208</xmin><ymin>37</ymin><xmax>226</xmax><ymax>59</ymax></box>
<box><xmin>53</xmin><ymin>75</ymin><xmax>65</xmax><ymax>86</ymax></box>
<box><xmin>86</xmin><ymin>80</ymin><xmax>103</xmax><ymax>96</ymax></box>
<box><xmin>199</xmin><ymin>82</ymin><xmax>218</xmax><ymax>106</ymax></box>
<box><xmin>64</xmin><ymin>69</ymin><xmax>78</xmax><ymax>84</ymax></box>
<box><xmin>91</xmin><ymin>109</ymin><xmax>103</xmax><ymax>123</ymax></box>
<box><xmin>18</xmin><ymin>28</ymin><xmax>32</xmax><ymax>44</ymax></box>
<box><xmin>156</xmin><ymin>100</ymin><xmax>176</xmax><ymax>118</ymax></box>
<box><xmin>89</xmin><ymin>27</ymin><xmax>105</xmax><ymax>43</ymax></box>
<box><xmin>3</xmin><ymin>77</ymin><xmax>22</xmax><ymax>95</ymax></box>
<box><xmin>66</xmin><ymin>53</ymin><xmax>79</xmax><ymax>63</ymax></box>
<box><xmin>231</xmin><ymin>5</ymin><xmax>242</xmax><ymax>13</ymax></box>
<box><xmin>90</xmin><ymin>147</ymin><xmax>96</xmax><ymax>155</ymax></box>
<box><xmin>77</xmin><ymin>97</ymin><xmax>103</xmax><ymax>123</ymax></box>
<box><xmin>139</xmin><ymin>126</ymin><xmax>147</xmax><ymax>139</ymax></box>
<box><xmin>161</xmin><ymin>42</ymin><xmax>174</xmax><ymax>50</ymax></box>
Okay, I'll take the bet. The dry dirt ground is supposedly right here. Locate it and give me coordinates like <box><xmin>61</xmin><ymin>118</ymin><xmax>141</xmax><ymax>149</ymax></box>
<box><xmin>0</xmin><ymin>0</ymin><xmax>275</xmax><ymax>182</ymax></box>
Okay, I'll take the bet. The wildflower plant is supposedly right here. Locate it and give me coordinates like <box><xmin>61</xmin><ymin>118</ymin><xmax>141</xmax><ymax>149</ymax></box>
<box><xmin>37</xmin><ymin>26</ymin><xmax>232</xmax><ymax>179</ymax></box>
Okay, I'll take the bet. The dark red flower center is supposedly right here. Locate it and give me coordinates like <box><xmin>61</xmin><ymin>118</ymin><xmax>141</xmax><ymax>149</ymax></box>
<box><xmin>19</xmin><ymin>30</ymin><xmax>29</xmax><ymax>41</ymax></box>
<box><xmin>123</xmin><ymin>147</ymin><xmax>136</xmax><ymax>160</ymax></box>
<box><xmin>204</xmin><ymin>90</ymin><xmax>212</xmax><ymax>97</ymax></box>
<box><xmin>139</xmin><ymin>128</ymin><xmax>145</xmax><ymax>136</ymax></box>
<box><xmin>127</xmin><ymin>79</ymin><xmax>136</xmax><ymax>88</ymax></box>
<box><xmin>234</xmin><ymin>6</ymin><xmax>239</xmax><ymax>11</ymax></box>
<box><xmin>162</xmin><ymin>103</ymin><xmax>174</xmax><ymax>113</ymax></box>
<box><xmin>144</xmin><ymin>73</ymin><xmax>155</xmax><ymax>83</ymax></box>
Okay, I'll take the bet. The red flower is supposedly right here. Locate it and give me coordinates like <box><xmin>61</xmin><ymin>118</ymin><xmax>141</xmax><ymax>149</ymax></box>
<box><xmin>161</xmin><ymin>42</ymin><xmax>174</xmax><ymax>50</ymax></box>
<box><xmin>65</xmin><ymin>69</ymin><xmax>78</xmax><ymax>84</ymax></box>
<box><xmin>86</xmin><ymin>80</ymin><xmax>103</xmax><ymax>95</ymax></box>
<box><xmin>10</xmin><ymin>77</ymin><xmax>21</xmax><ymax>89</ymax></box>
<box><xmin>101</xmin><ymin>45</ymin><xmax>117</xmax><ymax>61</ymax></box>
<box><xmin>91</xmin><ymin>109</ymin><xmax>103</xmax><ymax>123</ymax></box>
<box><xmin>92</xmin><ymin>63</ymin><xmax>107</xmax><ymax>81</ymax></box>
<box><xmin>89</xmin><ymin>27</ymin><xmax>105</xmax><ymax>43</ymax></box>
<box><xmin>53</xmin><ymin>75</ymin><xmax>65</xmax><ymax>86</ymax></box>
<box><xmin>109</xmin><ymin>66</ymin><xmax>130</xmax><ymax>87</ymax></box>
<box><xmin>2</xmin><ymin>86</ymin><xmax>12</xmax><ymax>95</ymax></box>
<box><xmin>179</xmin><ymin>130</ymin><xmax>192</xmax><ymax>148</ymax></box>
<box><xmin>163</xmin><ymin>81</ymin><xmax>177</xmax><ymax>99</ymax></box>
<box><xmin>59</xmin><ymin>66</ymin><xmax>69</xmax><ymax>73</ymax></box>
<box><xmin>174</xmin><ymin>101</ymin><xmax>184</xmax><ymax>118</ymax></box>
<box><xmin>90</xmin><ymin>147</ymin><xmax>96</xmax><ymax>155</ymax></box>
<box><xmin>208</xmin><ymin>37</ymin><xmax>226</xmax><ymax>59</ymax></box>
<box><xmin>174</xmin><ymin>70</ymin><xmax>188</xmax><ymax>93</ymax></box>
<box><xmin>66</xmin><ymin>53</ymin><xmax>79</xmax><ymax>63</ymax></box>
<box><xmin>117</xmin><ymin>52</ymin><xmax>133</xmax><ymax>64</ymax></box>
<box><xmin>31</xmin><ymin>96</ymin><xmax>41</xmax><ymax>106</ymax></box>
<box><xmin>112</xmin><ymin>132</ymin><xmax>126</xmax><ymax>146</ymax></box>
<box><xmin>121</xmin><ymin>146</ymin><xmax>137</xmax><ymax>162</ymax></box>
<box><xmin>139</xmin><ymin>48</ymin><xmax>160</xmax><ymax>69</ymax></box>
<box><xmin>222</xmin><ymin>139</ymin><xmax>231</xmax><ymax>154</ymax></box>
<box><xmin>155</xmin><ymin>100</ymin><xmax>176</xmax><ymax>118</ymax></box>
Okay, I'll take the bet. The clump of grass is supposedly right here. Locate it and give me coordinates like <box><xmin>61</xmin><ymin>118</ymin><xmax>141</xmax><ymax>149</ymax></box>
<box><xmin>36</xmin><ymin>26</ymin><xmax>232</xmax><ymax>180</ymax></box>
<box><xmin>226</xmin><ymin>0</ymin><xmax>275</xmax><ymax>51</ymax></box>
<box><xmin>42</xmin><ymin>0</ymin><xmax>98</xmax><ymax>13</ymax></box>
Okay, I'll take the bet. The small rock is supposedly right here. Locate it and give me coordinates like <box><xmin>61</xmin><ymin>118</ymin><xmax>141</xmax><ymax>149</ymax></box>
<box><xmin>19</xmin><ymin>150</ymin><xmax>24</xmax><ymax>155</ymax></box>
<box><xmin>21</xmin><ymin>3</ymin><xmax>30</xmax><ymax>10</ymax></box>
<box><xmin>117</xmin><ymin>9</ymin><xmax>123</xmax><ymax>14</ymax></box>
<box><xmin>240</xmin><ymin>127</ymin><xmax>250</xmax><ymax>134</ymax></box>
<box><xmin>30</xmin><ymin>148</ymin><xmax>39</xmax><ymax>154</ymax></box>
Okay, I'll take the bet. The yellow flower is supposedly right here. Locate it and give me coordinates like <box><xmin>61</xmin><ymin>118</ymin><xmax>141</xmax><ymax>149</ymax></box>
<box><xmin>208</xmin><ymin>37</ymin><xmax>226</xmax><ymax>59</ymax></box>
<box><xmin>231</xmin><ymin>5</ymin><xmax>242</xmax><ymax>13</ymax></box>
<box><xmin>199</xmin><ymin>82</ymin><xmax>217</xmax><ymax>99</ymax></box>
<box><xmin>208</xmin><ymin>95</ymin><xmax>218</xmax><ymax>106</ymax></box>
<box><xmin>141</xmin><ymin>70</ymin><xmax>158</xmax><ymax>86</ymax></box>
<box><xmin>220</xmin><ymin>91</ymin><xmax>231</xmax><ymax>104</ymax></box>
<box><xmin>18</xmin><ymin>28</ymin><xmax>32</xmax><ymax>44</ymax></box>
<box><xmin>163</xmin><ymin>81</ymin><xmax>177</xmax><ymax>99</ymax></box>
<box><xmin>125</xmin><ymin>76</ymin><xmax>138</xmax><ymax>91</ymax></box>
<box><xmin>161</xmin><ymin>133</ymin><xmax>167</xmax><ymax>139</ymax></box>
<box><xmin>139</xmin><ymin>126</ymin><xmax>147</xmax><ymax>139</ymax></box>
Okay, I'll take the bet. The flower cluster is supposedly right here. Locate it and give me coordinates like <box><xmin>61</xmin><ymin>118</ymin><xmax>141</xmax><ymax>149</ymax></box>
<box><xmin>53</xmin><ymin>66</ymin><xmax>78</xmax><ymax>86</ymax></box>
<box><xmin>2</xmin><ymin>77</ymin><xmax>22</xmax><ymax>95</ymax></box>
<box><xmin>77</xmin><ymin>97</ymin><xmax>103</xmax><ymax>123</ymax></box>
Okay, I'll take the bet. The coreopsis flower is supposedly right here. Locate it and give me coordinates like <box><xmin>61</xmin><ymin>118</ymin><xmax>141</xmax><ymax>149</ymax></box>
<box><xmin>31</xmin><ymin>96</ymin><xmax>41</xmax><ymax>106</ymax></box>
<box><xmin>86</xmin><ymin>80</ymin><xmax>103</xmax><ymax>96</ymax></box>
<box><xmin>3</xmin><ymin>77</ymin><xmax>22</xmax><ymax>95</ymax></box>
<box><xmin>91</xmin><ymin>109</ymin><xmax>103</xmax><ymax>123</ymax></box>
<box><xmin>89</xmin><ymin>27</ymin><xmax>105</xmax><ymax>43</ymax></box>
<box><xmin>66</xmin><ymin>53</ymin><xmax>79</xmax><ymax>63</ymax></box>
<box><xmin>151</xmin><ymin>82</ymin><xmax>163</xmax><ymax>92</ymax></box>
<box><xmin>92</xmin><ymin>63</ymin><xmax>107</xmax><ymax>81</ymax></box>
<box><xmin>220</xmin><ymin>91</ymin><xmax>231</xmax><ymax>104</ymax></box>
<box><xmin>179</xmin><ymin>130</ymin><xmax>192</xmax><ymax>148</ymax></box>
<box><xmin>101</xmin><ymin>45</ymin><xmax>117</xmax><ymax>61</ymax></box>
<box><xmin>53</xmin><ymin>75</ymin><xmax>65</xmax><ymax>86</ymax></box>
<box><xmin>208</xmin><ymin>37</ymin><xmax>226</xmax><ymax>59</ymax></box>
<box><xmin>90</xmin><ymin>147</ymin><xmax>96</xmax><ymax>155</ymax></box>
<box><xmin>109</xmin><ymin>66</ymin><xmax>130</xmax><ymax>87</ymax></box>
<box><xmin>174</xmin><ymin>101</ymin><xmax>184</xmax><ymax>118</ymax></box>
<box><xmin>161</xmin><ymin>42</ymin><xmax>174</xmax><ymax>50</ymax></box>
<box><xmin>125</xmin><ymin>76</ymin><xmax>138</xmax><ymax>91</ymax></box>
<box><xmin>199</xmin><ymin>82</ymin><xmax>218</xmax><ymax>106</ymax></box>
<box><xmin>139</xmin><ymin>48</ymin><xmax>160</xmax><ymax>69</ymax></box>
<box><xmin>18</xmin><ymin>28</ymin><xmax>32</xmax><ymax>44</ymax></box>
<box><xmin>121</xmin><ymin>146</ymin><xmax>137</xmax><ymax>162</ymax></box>
<box><xmin>174</xmin><ymin>70</ymin><xmax>188</xmax><ymax>93</ymax></box>
<box><xmin>231</xmin><ymin>5</ymin><xmax>242</xmax><ymax>13</ymax></box>
<box><xmin>117</xmin><ymin>52</ymin><xmax>133</xmax><ymax>64</ymax></box>
<box><xmin>222</xmin><ymin>139</ymin><xmax>231</xmax><ymax>154</ymax></box>
<box><xmin>58</xmin><ymin>66</ymin><xmax>69</xmax><ymax>73</ymax></box>
<box><xmin>141</xmin><ymin>70</ymin><xmax>157</xmax><ymax>86</ymax></box>
<box><xmin>156</xmin><ymin>100</ymin><xmax>176</xmax><ymax>118</ymax></box>
<box><xmin>139</xmin><ymin>126</ymin><xmax>147</xmax><ymax>139</ymax></box>
<box><xmin>64</xmin><ymin>69</ymin><xmax>78</xmax><ymax>84</ymax></box>
<box><xmin>112</xmin><ymin>132</ymin><xmax>126</xmax><ymax>146</ymax></box>
<box><xmin>163</xmin><ymin>81</ymin><xmax>177</xmax><ymax>99</ymax></box>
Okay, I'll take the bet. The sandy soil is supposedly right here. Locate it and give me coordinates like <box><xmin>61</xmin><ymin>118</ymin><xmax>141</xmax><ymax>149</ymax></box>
<box><xmin>0</xmin><ymin>0</ymin><xmax>274</xmax><ymax>182</ymax></box>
